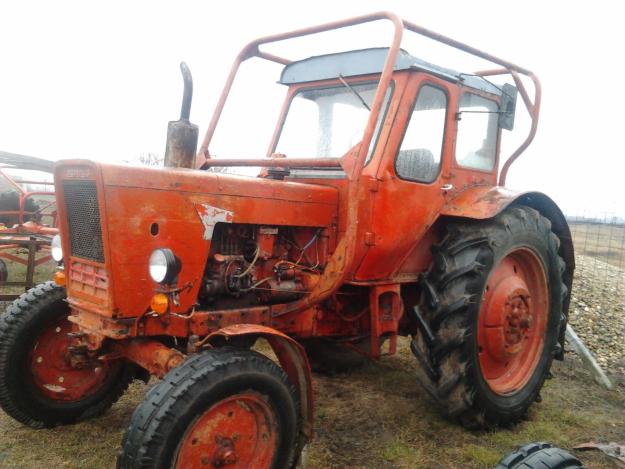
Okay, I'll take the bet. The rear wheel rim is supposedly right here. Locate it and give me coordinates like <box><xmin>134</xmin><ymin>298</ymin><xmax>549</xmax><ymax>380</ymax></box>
<box><xmin>477</xmin><ymin>248</ymin><xmax>549</xmax><ymax>395</ymax></box>
<box><xmin>175</xmin><ymin>392</ymin><xmax>278</xmax><ymax>469</ymax></box>
<box><xmin>29</xmin><ymin>315</ymin><xmax>111</xmax><ymax>401</ymax></box>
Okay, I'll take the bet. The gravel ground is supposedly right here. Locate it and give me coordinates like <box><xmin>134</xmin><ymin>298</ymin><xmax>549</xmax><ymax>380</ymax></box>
<box><xmin>567</xmin><ymin>254</ymin><xmax>625</xmax><ymax>380</ymax></box>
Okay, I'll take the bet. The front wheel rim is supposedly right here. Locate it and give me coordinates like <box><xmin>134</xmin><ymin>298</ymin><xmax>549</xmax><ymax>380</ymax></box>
<box><xmin>477</xmin><ymin>248</ymin><xmax>549</xmax><ymax>395</ymax></box>
<box><xmin>28</xmin><ymin>316</ymin><xmax>112</xmax><ymax>401</ymax></box>
<box><xmin>175</xmin><ymin>392</ymin><xmax>279</xmax><ymax>469</ymax></box>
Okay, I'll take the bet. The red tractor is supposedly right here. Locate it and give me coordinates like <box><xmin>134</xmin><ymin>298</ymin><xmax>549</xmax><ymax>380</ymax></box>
<box><xmin>0</xmin><ymin>12</ymin><xmax>573</xmax><ymax>469</ymax></box>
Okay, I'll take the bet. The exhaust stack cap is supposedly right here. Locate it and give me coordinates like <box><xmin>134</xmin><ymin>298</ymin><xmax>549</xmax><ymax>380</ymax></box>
<box><xmin>164</xmin><ymin>62</ymin><xmax>199</xmax><ymax>169</ymax></box>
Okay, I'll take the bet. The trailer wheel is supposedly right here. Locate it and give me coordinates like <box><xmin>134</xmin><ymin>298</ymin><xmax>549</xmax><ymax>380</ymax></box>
<box><xmin>0</xmin><ymin>258</ymin><xmax>7</xmax><ymax>282</ymax></box>
<box><xmin>117</xmin><ymin>347</ymin><xmax>300</xmax><ymax>469</ymax></box>
<box><xmin>495</xmin><ymin>442</ymin><xmax>584</xmax><ymax>468</ymax></box>
<box><xmin>0</xmin><ymin>281</ymin><xmax>136</xmax><ymax>428</ymax></box>
<box><xmin>411</xmin><ymin>206</ymin><xmax>566</xmax><ymax>428</ymax></box>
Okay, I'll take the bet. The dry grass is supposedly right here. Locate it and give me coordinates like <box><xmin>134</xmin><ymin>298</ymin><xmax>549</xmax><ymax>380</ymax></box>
<box><xmin>0</xmin><ymin>339</ymin><xmax>623</xmax><ymax>469</ymax></box>
<box><xmin>0</xmin><ymin>249</ymin><xmax>56</xmax><ymax>299</ymax></box>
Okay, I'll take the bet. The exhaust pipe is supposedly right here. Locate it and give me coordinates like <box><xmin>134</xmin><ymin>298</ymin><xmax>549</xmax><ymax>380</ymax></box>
<box><xmin>164</xmin><ymin>62</ymin><xmax>199</xmax><ymax>168</ymax></box>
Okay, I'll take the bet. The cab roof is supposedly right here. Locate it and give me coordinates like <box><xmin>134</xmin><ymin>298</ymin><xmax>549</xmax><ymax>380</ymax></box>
<box><xmin>279</xmin><ymin>47</ymin><xmax>502</xmax><ymax>96</ymax></box>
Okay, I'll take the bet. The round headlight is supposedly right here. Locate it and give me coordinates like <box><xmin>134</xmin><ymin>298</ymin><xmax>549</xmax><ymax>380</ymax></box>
<box><xmin>149</xmin><ymin>248</ymin><xmax>179</xmax><ymax>284</ymax></box>
<box><xmin>51</xmin><ymin>234</ymin><xmax>63</xmax><ymax>262</ymax></box>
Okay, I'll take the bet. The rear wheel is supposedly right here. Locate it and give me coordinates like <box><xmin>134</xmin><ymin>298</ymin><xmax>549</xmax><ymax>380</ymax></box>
<box><xmin>411</xmin><ymin>206</ymin><xmax>566</xmax><ymax>428</ymax></box>
<box><xmin>0</xmin><ymin>281</ymin><xmax>136</xmax><ymax>428</ymax></box>
<box><xmin>117</xmin><ymin>347</ymin><xmax>300</xmax><ymax>469</ymax></box>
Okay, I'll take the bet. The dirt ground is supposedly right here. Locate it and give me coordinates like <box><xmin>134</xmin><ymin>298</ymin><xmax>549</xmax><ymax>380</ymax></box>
<box><xmin>0</xmin><ymin>338</ymin><xmax>623</xmax><ymax>469</ymax></box>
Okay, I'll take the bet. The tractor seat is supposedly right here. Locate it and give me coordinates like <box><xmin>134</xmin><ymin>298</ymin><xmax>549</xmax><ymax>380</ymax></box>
<box><xmin>395</xmin><ymin>148</ymin><xmax>437</xmax><ymax>182</ymax></box>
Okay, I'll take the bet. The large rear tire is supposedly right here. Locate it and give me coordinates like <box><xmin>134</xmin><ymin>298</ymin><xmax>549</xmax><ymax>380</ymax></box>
<box><xmin>0</xmin><ymin>281</ymin><xmax>136</xmax><ymax>428</ymax></box>
<box><xmin>411</xmin><ymin>206</ymin><xmax>566</xmax><ymax>428</ymax></box>
<box><xmin>117</xmin><ymin>347</ymin><xmax>301</xmax><ymax>469</ymax></box>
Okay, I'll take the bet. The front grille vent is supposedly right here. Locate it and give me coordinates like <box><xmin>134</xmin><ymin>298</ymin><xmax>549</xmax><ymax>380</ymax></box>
<box><xmin>63</xmin><ymin>180</ymin><xmax>105</xmax><ymax>263</ymax></box>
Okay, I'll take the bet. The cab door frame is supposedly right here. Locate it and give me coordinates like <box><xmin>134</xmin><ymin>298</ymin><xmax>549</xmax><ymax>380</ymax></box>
<box><xmin>354</xmin><ymin>72</ymin><xmax>459</xmax><ymax>281</ymax></box>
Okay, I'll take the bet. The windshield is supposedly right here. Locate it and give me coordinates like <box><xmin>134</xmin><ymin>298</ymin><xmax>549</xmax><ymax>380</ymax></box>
<box><xmin>275</xmin><ymin>81</ymin><xmax>392</xmax><ymax>159</ymax></box>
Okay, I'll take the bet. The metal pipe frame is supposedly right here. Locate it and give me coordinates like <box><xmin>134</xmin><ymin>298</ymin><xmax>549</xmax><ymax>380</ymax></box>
<box><xmin>0</xmin><ymin>169</ymin><xmax>57</xmax><ymax>226</ymax></box>
<box><xmin>196</xmin><ymin>11</ymin><xmax>541</xmax><ymax>185</ymax></box>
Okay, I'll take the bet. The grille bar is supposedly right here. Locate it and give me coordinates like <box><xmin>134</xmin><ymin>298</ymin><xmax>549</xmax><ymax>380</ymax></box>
<box><xmin>63</xmin><ymin>180</ymin><xmax>105</xmax><ymax>263</ymax></box>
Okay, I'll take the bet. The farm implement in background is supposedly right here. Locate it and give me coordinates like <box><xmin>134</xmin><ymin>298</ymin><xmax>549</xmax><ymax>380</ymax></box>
<box><xmin>0</xmin><ymin>152</ymin><xmax>57</xmax><ymax>300</ymax></box>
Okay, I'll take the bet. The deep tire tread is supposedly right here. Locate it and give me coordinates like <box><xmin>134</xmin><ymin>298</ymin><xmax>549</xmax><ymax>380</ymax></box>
<box><xmin>411</xmin><ymin>206</ymin><xmax>567</xmax><ymax>429</ymax></box>
<box><xmin>117</xmin><ymin>347</ymin><xmax>300</xmax><ymax>469</ymax></box>
<box><xmin>495</xmin><ymin>442</ymin><xmax>585</xmax><ymax>468</ymax></box>
<box><xmin>0</xmin><ymin>281</ymin><xmax>135</xmax><ymax>428</ymax></box>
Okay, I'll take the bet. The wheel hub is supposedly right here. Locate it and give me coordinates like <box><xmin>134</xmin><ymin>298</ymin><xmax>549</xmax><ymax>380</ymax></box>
<box><xmin>477</xmin><ymin>248</ymin><xmax>548</xmax><ymax>394</ymax></box>
<box><xmin>504</xmin><ymin>290</ymin><xmax>532</xmax><ymax>349</ymax></box>
<box><xmin>29</xmin><ymin>317</ymin><xmax>110</xmax><ymax>401</ymax></box>
<box><xmin>213</xmin><ymin>437</ymin><xmax>238</xmax><ymax>467</ymax></box>
<box><xmin>175</xmin><ymin>393</ymin><xmax>278</xmax><ymax>469</ymax></box>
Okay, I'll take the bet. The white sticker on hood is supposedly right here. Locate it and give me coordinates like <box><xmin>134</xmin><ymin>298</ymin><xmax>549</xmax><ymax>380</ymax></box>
<box><xmin>195</xmin><ymin>204</ymin><xmax>234</xmax><ymax>240</ymax></box>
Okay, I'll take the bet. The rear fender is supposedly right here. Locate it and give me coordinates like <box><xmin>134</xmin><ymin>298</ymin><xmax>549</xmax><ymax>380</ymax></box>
<box><xmin>206</xmin><ymin>324</ymin><xmax>314</xmax><ymax>442</ymax></box>
<box><xmin>440</xmin><ymin>186</ymin><xmax>574</xmax><ymax>359</ymax></box>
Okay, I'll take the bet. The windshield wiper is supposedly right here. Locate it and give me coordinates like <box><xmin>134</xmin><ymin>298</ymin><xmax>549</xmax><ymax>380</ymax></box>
<box><xmin>338</xmin><ymin>74</ymin><xmax>371</xmax><ymax>111</ymax></box>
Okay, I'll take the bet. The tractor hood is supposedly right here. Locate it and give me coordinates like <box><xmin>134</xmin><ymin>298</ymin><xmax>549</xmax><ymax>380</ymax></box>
<box><xmin>97</xmin><ymin>161</ymin><xmax>338</xmax><ymax>227</ymax></box>
<box><xmin>54</xmin><ymin>160</ymin><xmax>338</xmax><ymax>318</ymax></box>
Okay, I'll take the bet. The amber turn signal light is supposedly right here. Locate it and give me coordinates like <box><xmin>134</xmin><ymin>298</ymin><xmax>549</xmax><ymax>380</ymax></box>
<box><xmin>53</xmin><ymin>271</ymin><xmax>66</xmax><ymax>286</ymax></box>
<box><xmin>150</xmin><ymin>293</ymin><xmax>169</xmax><ymax>314</ymax></box>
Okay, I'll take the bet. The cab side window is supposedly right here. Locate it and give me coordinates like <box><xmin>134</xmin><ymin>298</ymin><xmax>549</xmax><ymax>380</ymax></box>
<box><xmin>456</xmin><ymin>93</ymin><xmax>499</xmax><ymax>171</ymax></box>
<box><xmin>395</xmin><ymin>85</ymin><xmax>447</xmax><ymax>183</ymax></box>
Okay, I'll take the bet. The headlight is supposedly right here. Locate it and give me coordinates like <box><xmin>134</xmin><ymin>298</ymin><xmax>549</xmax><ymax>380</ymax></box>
<box><xmin>51</xmin><ymin>235</ymin><xmax>63</xmax><ymax>262</ymax></box>
<box><xmin>149</xmin><ymin>248</ymin><xmax>179</xmax><ymax>284</ymax></box>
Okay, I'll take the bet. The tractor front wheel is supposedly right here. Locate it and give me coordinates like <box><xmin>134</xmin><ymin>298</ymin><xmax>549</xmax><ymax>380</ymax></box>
<box><xmin>411</xmin><ymin>206</ymin><xmax>566</xmax><ymax>428</ymax></box>
<box><xmin>117</xmin><ymin>347</ymin><xmax>300</xmax><ymax>469</ymax></box>
<box><xmin>0</xmin><ymin>282</ymin><xmax>136</xmax><ymax>428</ymax></box>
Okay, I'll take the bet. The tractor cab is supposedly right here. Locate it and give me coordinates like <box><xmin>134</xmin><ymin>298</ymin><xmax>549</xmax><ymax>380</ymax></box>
<box><xmin>267</xmin><ymin>47</ymin><xmax>516</xmax><ymax>281</ymax></box>
<box><xmin>274</xmin><ymin>47</ymin><xmax>511</xmax><ymax>185</ymax></box>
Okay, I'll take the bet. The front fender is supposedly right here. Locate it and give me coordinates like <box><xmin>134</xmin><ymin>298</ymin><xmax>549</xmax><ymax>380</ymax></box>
<box><xmin>206</xmin><ymin>324</ymin><xmax>314</xmax><ymax>442</ymax></box>
<box><xmin>441</xmin><ymin>186</ymin><xmax>574</xmax><ymax>360</ymax></box>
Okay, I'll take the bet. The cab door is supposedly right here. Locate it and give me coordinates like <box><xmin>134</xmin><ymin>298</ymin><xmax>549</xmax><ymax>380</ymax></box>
<box><xmin>355</xmin><ymin>73</ymin><xmax>457</xmax><ymax>280</ymax></box>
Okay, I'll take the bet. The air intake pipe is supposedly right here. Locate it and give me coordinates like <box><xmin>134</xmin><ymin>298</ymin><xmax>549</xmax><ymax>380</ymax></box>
<box><xmin>164</xmin><ymin>62</ymin><xmax>199</xmax><ymax>168</ymax></box>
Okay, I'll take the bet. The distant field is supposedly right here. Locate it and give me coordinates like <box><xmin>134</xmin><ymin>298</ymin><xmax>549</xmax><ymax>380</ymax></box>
<box><xmin>569</xmin><ymin>221</ymin><xmax>625</xmax><ymax>269</ymax></box>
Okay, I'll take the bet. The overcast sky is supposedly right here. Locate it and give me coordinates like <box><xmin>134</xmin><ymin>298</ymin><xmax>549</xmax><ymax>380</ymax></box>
<box><xmin>1</xmin><ymin>0</ymin><xmax>623</xmax><ymax>216</ymax></box>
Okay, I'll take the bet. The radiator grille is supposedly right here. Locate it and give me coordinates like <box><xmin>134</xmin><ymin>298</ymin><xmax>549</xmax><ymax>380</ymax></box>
<box><xmin>63</xmin><ymin>180</ymin><xmax>105</xmax><ymax>263</ymax></box>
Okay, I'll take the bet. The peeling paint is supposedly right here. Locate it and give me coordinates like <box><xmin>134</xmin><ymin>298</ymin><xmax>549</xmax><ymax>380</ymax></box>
<box><xmin>43</xmin><ymin>384</ymin><xmax>67</xmax><ymax>393</ymax></box>
<box><xmin>195</xmin><ymin>204</ymin><xmax>234</xmax><ymax>240</ymax></box>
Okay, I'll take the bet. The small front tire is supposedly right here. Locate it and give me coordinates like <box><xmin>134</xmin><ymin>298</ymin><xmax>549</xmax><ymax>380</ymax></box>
<box><xmin>117</xmin><ymin>347</ymin><xmax>301</xmax><ymax>469</ymax></box>
<box><xmin>0</xmin><ymin>281</ymin><xmax>136</xmax><ymax>428</ymax></box>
